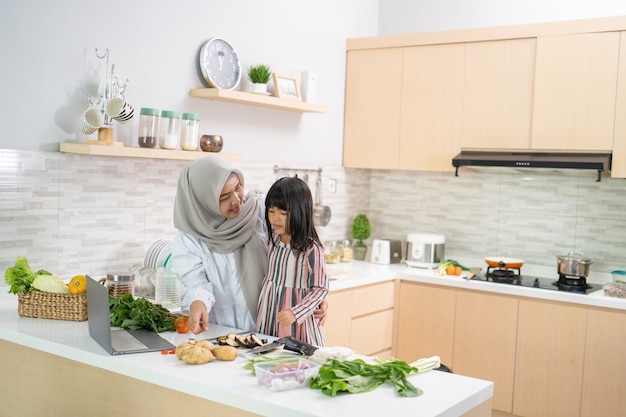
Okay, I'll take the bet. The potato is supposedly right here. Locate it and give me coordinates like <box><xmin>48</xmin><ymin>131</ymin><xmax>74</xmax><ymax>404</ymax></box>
<box><xmin>194</xmin><ymin>340</ymin><xmax>215</xmax><ymax>350</ymax></box>
<box><xmin>211</xmin><ymin>345</ymin><xmax>238</xmax><ymax>361</ymax></box>
<box><xmin>175</xmin><ymin>342</ymin><xmax>194</xmax><ymax>359</ymax></box>
<box><xmin>179</xmin><ymin>345</ymin><xmax>215</xmax><ymax>364</ymax></box>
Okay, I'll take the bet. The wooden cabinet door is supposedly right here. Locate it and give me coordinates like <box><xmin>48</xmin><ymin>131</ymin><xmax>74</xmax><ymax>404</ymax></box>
<box><xmin>513</xmin><ymin>299</ymin><xmax>587</xmax><ymax>417</ymax></box>
<box><xmin>462</xmin><ymin>39</ymin><xmax>536</xmax><ymax>150</ymax></box>
<box><xmin>324</xmin><ymin>290</ymin><xmax>352</xmax><ymax>347</ymax></box>
<box><xmin>531</xmin><ymin>32</ymin><xmax>620</xmax><ymax>151</ymax></box>
<box><xmin>581</xmin><ymin>308</ymin><xmax>626</xmax><ymax>417</ymax></box>
<box><xmin>343</xmin><ymin>48</ymin><xmax>403</xmax><ymax>169</ymax></box>
<box><xmin>398</xmin><ymin>43</ymin><xmax>465</xmax><ymax>172</ymax></box>
<box><xmin>452</xmin><ymin>291</ymin><xmax>518</xmax><ymax>413</ymax></box>
<box><xmin>351</xmin><ymin>309</ymin><xmax>394</xmax><ymax>356</ymax></box>
<box><xmin>395</xmin><ymin>282</ymin><xmax>456</xmax><ymax>365</ymax></box>
<box><xmin>612</xmin><ymin>31</ymin><xmax>626</xmax><ymax>178</ymax></box>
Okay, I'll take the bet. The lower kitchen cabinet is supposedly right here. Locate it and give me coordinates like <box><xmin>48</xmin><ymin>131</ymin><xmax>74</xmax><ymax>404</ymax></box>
<box><xmin>395</xmin><ymin>282</ymin><xmax>456</xmax><ymax>365</ymax></box>
<box><xmin>452</xmin><ymin>291</ymin><xmax>518</xmax><ymax>413</ymax></box>
<box><xmin>513</xmin><ymin>299</ymin><xmax>587</xmax><ymax>417</ymax></box>
<box><xmin>580</xmin><ymin>308</ymin><xmax>626</xmax><ymax>417</ymax></box>
<box><xmin>324</xmin><ymin>281</ymin><xmax>395</xmax><ymax>357</ymax></box>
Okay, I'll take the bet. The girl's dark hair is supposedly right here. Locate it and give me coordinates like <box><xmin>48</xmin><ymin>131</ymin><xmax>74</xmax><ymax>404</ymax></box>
<box><xmin>265</xmin><ymin>177</ymin><xmax>321</xmax><ymax>252</ymax></box>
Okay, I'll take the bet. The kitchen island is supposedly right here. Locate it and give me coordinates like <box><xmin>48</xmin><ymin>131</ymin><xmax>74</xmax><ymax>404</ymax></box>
<box><xmin>0</xmin><ymin>299</ymin><xmax>493</xmax><ymax>417</ymax></box>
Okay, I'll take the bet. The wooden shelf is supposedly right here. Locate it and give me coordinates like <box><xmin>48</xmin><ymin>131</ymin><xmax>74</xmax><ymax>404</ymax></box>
<box><xmin>189</xmin><ymin>88</ymin><xmax>328</xmax><ymax>113</ymax></box>
<box><xmin>59</xmin><ymin>142</ymin><xmax>242</xmax><ymax>162</ymax></box>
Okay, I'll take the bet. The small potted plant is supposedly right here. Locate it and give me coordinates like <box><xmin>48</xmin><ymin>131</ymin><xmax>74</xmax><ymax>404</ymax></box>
<box><xmin>247</xmin><ymin>64</ymin><xmax>272</xmax><ymax>94</ymax></box>
<box><xmin>351</xmin><ymin>213</ymin><xmax>371</xmax><ymax>261</ymax></box>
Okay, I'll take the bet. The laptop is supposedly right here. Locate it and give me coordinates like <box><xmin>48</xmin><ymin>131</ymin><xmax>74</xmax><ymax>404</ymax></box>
<box><xmin>86</xmin><ymin>275</ymin><xmax>175</xmax><ymax>355</ymax></box>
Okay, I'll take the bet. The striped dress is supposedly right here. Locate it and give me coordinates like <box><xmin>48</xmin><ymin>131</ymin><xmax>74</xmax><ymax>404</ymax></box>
<box><xmin>256</xmin><ymin>235</ymin><xmax>329</xmax><ymax>346</ymax></box>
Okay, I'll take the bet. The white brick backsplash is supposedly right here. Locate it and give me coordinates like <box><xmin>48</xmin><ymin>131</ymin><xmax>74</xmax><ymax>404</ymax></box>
<box><xmin>1</xmin><ymin>150</ymin><xmax>625</xmax><ymax>289</ymax></box>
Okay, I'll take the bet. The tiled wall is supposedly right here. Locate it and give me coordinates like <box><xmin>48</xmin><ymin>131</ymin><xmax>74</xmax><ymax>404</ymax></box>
<box><xmin>0</xmin><ymin>149</ymin><xmax>369</xmax><ymax>280</ymax></box>
<box><xmin>1</xmin><ymin>149</ymin><xmax>625</xmax><ymax>289</ymax></box>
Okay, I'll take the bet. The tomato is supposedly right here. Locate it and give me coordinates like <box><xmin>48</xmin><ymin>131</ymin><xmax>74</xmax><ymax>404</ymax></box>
<box><xmin>175</xmin><ymin>316</ymin><xmax>190</xmax><ymax>333</ymax></box>
<box><xmin>68</xmin><ymin>275</ymin><xmax>87</xmax><ymax>295</ymax></box>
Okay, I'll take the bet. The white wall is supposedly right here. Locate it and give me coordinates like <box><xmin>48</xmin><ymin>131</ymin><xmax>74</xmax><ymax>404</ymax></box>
<box><xmin>0</xmin><ymin>0</ymin><xmax>379</xmax><ymax>166</ymax></box>
<box><xmin>378</xmin><ymin>0</ymin><xmax>626</xmax><ymax>34</ymax></box>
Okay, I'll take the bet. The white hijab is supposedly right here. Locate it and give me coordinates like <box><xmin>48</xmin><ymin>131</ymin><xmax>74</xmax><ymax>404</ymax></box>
<box><xmin>173</xmin><ymin>156</ymin><xmax>267</xmax><ymax>318</ymax></box>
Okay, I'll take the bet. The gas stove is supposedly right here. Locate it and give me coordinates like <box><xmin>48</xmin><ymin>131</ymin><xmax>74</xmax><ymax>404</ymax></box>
<box><xmin>471</xmin><ymin>266</ymin><xmax>596</xmax><ymax>294</ymax></box>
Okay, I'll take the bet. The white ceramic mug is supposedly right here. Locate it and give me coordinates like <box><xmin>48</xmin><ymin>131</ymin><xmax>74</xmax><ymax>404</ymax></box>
<box><xmin>76</xmin><ymin>108</ymin><xmax>104</xmax><ymax>134</ymax></box>
<box><xmin>105</xmin><ymin>95</ymin><xmax>134</xmax><ymax>123</ymax></box>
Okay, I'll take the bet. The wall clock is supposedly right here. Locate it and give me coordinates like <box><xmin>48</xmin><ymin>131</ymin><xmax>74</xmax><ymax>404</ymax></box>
<box><xmin>198</xmin><ymin>37</ymin><xmax>242</xmax><ymax>90</ymax></box>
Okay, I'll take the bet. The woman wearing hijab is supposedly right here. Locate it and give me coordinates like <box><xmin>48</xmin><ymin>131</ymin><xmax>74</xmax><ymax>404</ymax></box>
<box><xmin>171</xmin><ymin>157</ymin><xmax>326</xmax><ymax>335</ymax></box>
<box><xmin>171</xmin><ymin>157</ymin><xmax>267</xmax><ymax>334</ymax></box>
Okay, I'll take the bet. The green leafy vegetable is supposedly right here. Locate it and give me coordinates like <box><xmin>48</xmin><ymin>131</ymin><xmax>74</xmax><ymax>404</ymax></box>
<box><xmin>32</xmin><ymin>274</ymin><xmax>69</xmax><ymax>293</ymax></box>
<box><xmin>310</xmin><ymin>358</ymin><xmax>423</xmax><ymax>398</ymax></box>
<box><xmin>4</xmin><ymin>256</ymin><xmax>52</xmax><ymax>294</ymax></box>
<box><xmin>109</xmin><ymin>294</ymin><xmax>175</xmax><ymax>333</ymax></box>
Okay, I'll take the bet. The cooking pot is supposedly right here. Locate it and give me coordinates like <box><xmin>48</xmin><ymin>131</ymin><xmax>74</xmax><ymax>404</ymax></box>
<box><xmin>557</xmin><ymin>252</ymin><xmax>592</xmax><ymax>277</ymax></box>
<box><xmin>485</xmin><ymin>257</ymin><xmax>524</xmax><ymax>269</ymax></box>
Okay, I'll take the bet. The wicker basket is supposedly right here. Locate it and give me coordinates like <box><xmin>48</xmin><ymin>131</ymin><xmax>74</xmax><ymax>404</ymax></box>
<box><xmin>17</xmin><ymin>291</ymin><xmax>88</xmax><ymax>321</ymax></box>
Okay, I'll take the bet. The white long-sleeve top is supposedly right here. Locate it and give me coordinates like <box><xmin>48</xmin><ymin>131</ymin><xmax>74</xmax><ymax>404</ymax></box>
<box><xmin>170</xmin><ymin>205</ymin><xmax>268</xmax><ymax>332</ymax></box>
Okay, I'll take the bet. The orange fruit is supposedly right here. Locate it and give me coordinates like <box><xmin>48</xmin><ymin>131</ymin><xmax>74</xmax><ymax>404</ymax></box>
<box><xmin>445</xmin><ymin>265</ymin><xmax>456</xmax><ymax>275</ymax></box>
<box><xmin>455</xmin><ymin>266</ymin><xmax>462</xmax><ymax>276</ymax></box>
<box><xmin>175</xmin><ymin>316</ymin><xmax>190</xmax><ymax>333</ymax></box>
<box><xmin>68</xmin><ymin>275</ymin><xmax>87</xmax><ymax>295</ymax></box>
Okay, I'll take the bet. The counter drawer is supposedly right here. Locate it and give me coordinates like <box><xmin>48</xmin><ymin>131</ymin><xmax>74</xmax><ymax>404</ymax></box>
<box><xmin>351</xmin><ymin>281</ymin><xmax>395</xmax><ymax>317</ymax></box>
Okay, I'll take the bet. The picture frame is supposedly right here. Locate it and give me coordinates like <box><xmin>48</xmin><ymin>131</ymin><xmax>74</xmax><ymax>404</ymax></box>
<box><xmin>272</xmin><ymin>73</ymin><xmax>301</xmax><ymax>100</ymax></box>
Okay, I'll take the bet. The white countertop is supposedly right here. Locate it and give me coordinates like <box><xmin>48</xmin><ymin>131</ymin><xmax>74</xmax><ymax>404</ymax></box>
<box><xmin>327</xmin><ymin>261</ymin><xmax>626</xmax><ymax>311</ymax></box>
<box><xmin>0</xmin><ymin>299</ymin><xmax>492</xmax><ymax>417</ymax></box>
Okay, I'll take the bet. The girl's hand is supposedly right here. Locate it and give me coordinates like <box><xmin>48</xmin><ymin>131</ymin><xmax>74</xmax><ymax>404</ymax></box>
<box><xmin>189</xmin><ymin>300</ymin><xmax>209</xmax><ymax>334</ymax></box>
<box><xmin>277</xmin><ymin>309</ymin><xmax>296</xmax><ymax>326</ymax></box>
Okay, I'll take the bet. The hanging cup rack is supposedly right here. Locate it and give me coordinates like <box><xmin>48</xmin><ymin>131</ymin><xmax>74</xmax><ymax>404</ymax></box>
<box><xmin>89</xmin><ymin>48</ymin><xmax>129</xmax><ymax>128</ymax></box>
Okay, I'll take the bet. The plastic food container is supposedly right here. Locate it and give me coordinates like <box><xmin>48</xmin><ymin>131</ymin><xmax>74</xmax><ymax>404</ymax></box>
<box><xmin>180</xmin><ymin>112</ymin><xmax>200</xmax><ymax>151</ymax></box>
<box><xmin>254</xmin><ymin>358</ymin><xmax>320</xmax><ymax>391</ymax></box>
<box><xmin>159</xmin><ymin>110</ymin><xmax>180</xmax><ymax>150</ymax></box>
<box><xmin>611</xmin><ymin>270</ymin><xmax>626</xmax><ymax>284</ymax></box>
<box><xmin>138</xmin><ymin>107</ymin><xmax>160</xmax><ymax>148</ymax></box>
<box><xmin>604</xmin><ymin>282</ymin><xmax>626</xmax><ymax>299</ymax></box>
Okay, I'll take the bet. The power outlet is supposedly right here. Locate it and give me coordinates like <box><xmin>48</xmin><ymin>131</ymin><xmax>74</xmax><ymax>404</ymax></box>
<box><xmin>328</xmin><ymin>178</ymin><xmax>337</xmax><ymax>193</ymax></box>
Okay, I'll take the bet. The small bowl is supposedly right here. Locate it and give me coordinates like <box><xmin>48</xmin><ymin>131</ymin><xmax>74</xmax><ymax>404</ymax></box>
<box><xmin>200</xmin><ymin>135</ymin><xmax>223</xmax><ymax>153</ymax></box>
<box><xmin>254</xmin><ymin>358</ymin><xmax>320</xmax><ymax>391</ymax></box>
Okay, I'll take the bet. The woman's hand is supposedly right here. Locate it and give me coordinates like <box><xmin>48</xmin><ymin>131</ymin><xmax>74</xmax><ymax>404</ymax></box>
<box><xmin>277</xmin><ymin>309</ymin><xmax>296</xmax><ymax>326</ymax></box>
<box><xmin>314</xmin><ymin>299</ymin><xmax>328</xmax><ymax>326</ymax></box>
<box><xmin>189</xmin><ymin>300</ymin><xmax>209</xmax><ymax>334</ymax></box>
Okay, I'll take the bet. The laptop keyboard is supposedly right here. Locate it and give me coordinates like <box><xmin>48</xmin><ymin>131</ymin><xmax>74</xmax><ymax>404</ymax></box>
<box><xmin>111</xmin><ymin>330</ymin><xmax>149</xmax><ymax>351</ymax></box>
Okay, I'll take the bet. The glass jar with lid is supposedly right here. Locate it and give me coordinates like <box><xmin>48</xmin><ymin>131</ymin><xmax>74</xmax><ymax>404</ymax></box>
<box><xmin>339</xmin><ymin>239</ymin><xmax>353</xmax><ymax>262</ymax></box>
<box><xmin>105</xmin><ymin>272</ymin><xmax>135</xmax><ymax>297</ymax></box>
<box><xmin>323</xmin><ymin>240</ymin><xmax>341</xmax><ymax>264</ymax></box>
<box><xmin>138</xmin><ymin>107</ymin><xmax>159</xmax><ymax>148</ymax></box>
<box><xmin>180</xmin><ymin>112</ymin><xmax>200</xmax><ymax>151</ymax></box>
<box><xmin>159</xmin><ymin>110</ymin><xmax>180</xmax><ymax>150</ymax></box>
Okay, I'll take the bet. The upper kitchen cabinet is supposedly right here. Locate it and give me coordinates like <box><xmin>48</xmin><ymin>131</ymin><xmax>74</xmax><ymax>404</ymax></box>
<box><xmin>531</xmin><ymin>32</ymin><xmax>620</xmax><ymax>151</ymax></box>
<box><xmin>461</xmin><ymin>39</ymin><xmax>536</xmax><ymax>150</ymax></box>
<box><xmin>343</xmin><ymin>44</ymin><xmax>464</xmax><ymax>172</ymax></box>
<box><xmin>611</xmin><ymin>31</ymin><xmax>626</xmax><ymax>179</ymax></box>
<box><xmin>343</xmin><ymin>48</ymin><xmax>403</xmax><ymax>169</ymax></box>
<box><xmin>398</xmin><ymin>43</ymin><xmax>464</xmax><ymax>172</ymax></box>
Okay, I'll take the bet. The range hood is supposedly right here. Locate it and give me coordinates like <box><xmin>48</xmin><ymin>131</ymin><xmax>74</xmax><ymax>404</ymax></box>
<box><xmin>452</xmin><ymin>151</ymin><xmax>612</xmax><ymax>182</ymax></box>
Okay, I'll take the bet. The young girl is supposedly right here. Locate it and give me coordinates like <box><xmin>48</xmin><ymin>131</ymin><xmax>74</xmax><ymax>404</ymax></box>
<box><xmin>256</xmin><ymin>177</ymin><xmax>329</xmax><ymax>346</ymax></box>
